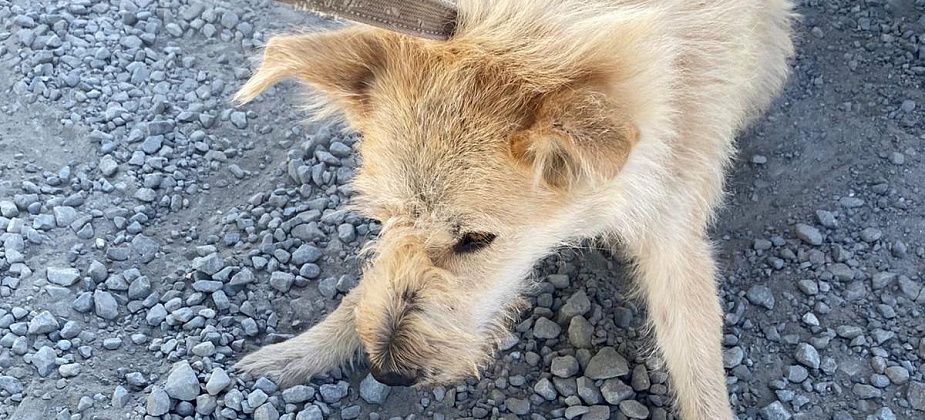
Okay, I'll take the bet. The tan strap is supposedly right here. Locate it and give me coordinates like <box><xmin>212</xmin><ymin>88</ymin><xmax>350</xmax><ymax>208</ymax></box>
<box><xmin>276</xmin><ymin>0</ymin><xmax>457</xmax><ymax>40</ymax></box>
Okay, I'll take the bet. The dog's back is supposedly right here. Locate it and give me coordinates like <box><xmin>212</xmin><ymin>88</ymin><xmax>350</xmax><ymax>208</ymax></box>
<box><xmin>456</xmin><ymin>0</ymin><xmax>795</xmax><ymax>133</ymax></box>
<box><xmin>661</xmin><ymin>0</ymin><xmax>795</xmax><ymax>128</ymax></box>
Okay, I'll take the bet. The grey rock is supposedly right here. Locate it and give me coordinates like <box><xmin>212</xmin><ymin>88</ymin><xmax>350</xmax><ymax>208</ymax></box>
<box><xmin>33</xmin><ymin>214</ymin><xmax>56</xmax><ymax>230</ymax></box>
<box><xmin>146</xmin><ymin>386</ymin><xmax>170</xmax><ymax>416</ymax></box>
<box><xmin>72</xmin><ymin>292</ymin><xmax>94</xmax><ymax>313</ymax></box>
<box><xmin>131</xmin><ymin>235</ymin><xmax>160</xmax><ymax>263</ymax></box>
<box><xmin>47</xmin><ymin>267</ymin><xmax>80</xmax><ymax>286</ymax></box>
<box><xmin>282</xmin><ymin>384</ymin><xmax>315</xmax><ymax>404</ymax></box>
<box><xmin>839</xmin><ymin>197</ymin><xmax>865</xmax><ymax>208</ymax></box>
<box><xmin>786</xmin><ymin>365</ymin><xmax>809</xmax><ymax>383</ymax></box>
<box><xmin>247</xmin><ymin>389</ymin><xmax>269</xmax><ymax>408</ymax></box>
<box><xmin>141</xmin><ymin>136</ymin><xmax>162</xmax><ymax>154</ymax></box>
<box><xmin>746</xmin><ymin>285</ymin><xmax>775</xmax><ymax>310</ymax></box>
<box><xmin>794</xmin><ymin>343</ymin><xmax>820</xmax><ymax>369</ymax></box>
<box><xmin>291</xmin><ymin>245</ymin><xmax>322</xmax><ymax>265</ymax></box>
<box><xmin>99</xmin><ymin>155</ymin><xmax>119</xmax><ymax>176</ymax></box>
<box><xmin>753</xmin><ymin>239</ymin><xmax>773</xmax><ymax>250</ymax></box>
<box><xmin>146</xmin><ymin>304</ymin><xmax>168</xmax><ymax>326</ymax></box>
<box><xmin>899</xmin><ymin>276</ymin><xmax>922</xmax><ymax>301</ymax></box>
<box><xmin>871</xmin><ymin>272</ymin><xmax>896</xmax><ymax>290</ymax></box>
<box><xmin>192</xmin><ymin>280</ymin><xmax>223</xmax><ymax>293</ymax></box>
<box><xmin>601</xmin><ymin>378</ymin><xmax>633</xmax><ymax>404</ymax></box>
<box><xmin>58</xmin><ymin>363</ymin><xmax>80</xmax><ymax>377</ymax></box>
<box><xmin>192</xmin><ymin>341</ymin><xmax>215</xmax><ymax>356</ymax></box>
<box><xmin>319</xmin><ymin>381</ymin><xmax>349</xmax><ymax>403</ymax></box>
<box><xmin>241</xmin><ymin>317</ymin><xmax>259</xmax><ymax>336</ymax></box>
<box><xmin>815</xmin><ymin>210</ymin><xmax>837</xmax><ymax>228</ymax></box>
<box><xmin>112</xmin><ymin>385</ymin><xmax>130</xmax><ymax>408</ymax></box>
<box><xmin>568</xmin><ymin>316</ymin><xmax>593</xmax><ymax>348</ymax></box>
<box><xmin>506</xmin><ymin>397</ymin><xmax>531</xmax><ymax>415</ymax></box>
<box><xmin>551</xmin><ymin>355</ymin><xmax>580</xmax><ymax>378</ymax></box>
<box><xmin>577</xmin><ymin>376</ymin><xmax>602</xmax><ymax>404</ymax></box>
<box><xmin>836</xmin><ymin>325</ymin><xmax>864</xmax><ymax>339</ymax></box>
<box><xmin>619</xmin><ymin>400</ymin><xmax>650</xmax><ymax>419</ymax></box>
<box><xmin>583</xmin><ymin>406</ymin><xmax>611</xmax><ymax>420</ymax></box>
<box><xmin>852</xmin><ymin>384</ymin><xmax>881</xmax><ymax>399</ymax></box>
<box><xmin>337</xmin><ymin>223</ymin><xmax>356</xmax><ymax>242</ymax></box>
<box><xmin>630</xmin><ymin>365</ymin><xmax>650</xmax><ymax>391</ymax></box>
<box><xmin>88</xmin><ymin>260</ymin><xmax>107</xmax><ymax>282</ymax></box>
<box><xmin>860</xmin><ymin>227</ymin><xmax>882</xmax><ymax>243</ymax></box>
<box><xmin>723</xmin><ymin>346</ymin><xmax>745</xmax><ymax>369</ymax></box>
<box><xmin>196</xmin><ymin>394</ymin><xmax>217</xmax><ymax>415</ymax></box>
<box><xmin>128</xmin><ymin>276</ymin><xmax>152</xmax><ymax>299</ymax></box>
<box><xmin>760</xmin><ymin>401</ymin><xmax>792</xmax><ymax>420</ymax></box>
<box><xmin>32</xmin><ymin>345</ymin><xmax>57</xmax><ymax>377</ymax></box>
<box><xmin>297</xmin><ymin>405</ymin><xmax>324</xmax><ymax>420</ymax></box>
<box><xmin>126</xmin><ymin>372</ymin><xmax>146</xmax><ymax>388</ymax></box>
<box><xmin>103</xmin><ymin>337</ymin><xmax>123</xmax><ymax>349</ymax></box>
<box><xmin>360</xmin><ymin>374</ymin><xmax>390</xmax><ymax>404</ymax></box>
<box><xmin>908</xmin><ymin>381</ymin><xmax>925</xmax><ymax>411</ymax></box>
<box><xmin>558</xmin><ymin>290</ymin><xmax>591</xmax><ymax>322</ymax></box>
<box><xmin>797</xmin><ymin>280</ymin><xmax>819</xmax><ymax>295</ymax></box>
<box><xmin>206</xmin><ymin>368</ymin><xmax>231</xmax><ymax>395</ymax></box>
<box><xmin>254</xmin><ymin>403</ymin><xmax>280</xmax><ymax>420</ymax></box>
<box><xmin>533</xmin><ymin>317</ymin><xmax>561</xmax><ymax>339</ymax></box>
<box><xmin>341</xmin><ymin>405</ymin><xmax>362</xmax><ymax>420</ymax></box>
<box><xmin>885</xmin><ymin>366</ymin><xmax>910</xmax><ymax>385</ymax></box>
<box><xmin>230</xmin><ymin>111</ymin><xmax>248</xmax><ymax>129</ymax></box>
<box><xmin>134</xmin><ymin>188</ymin><xmax>156</xmax><ymax>202</ymax></box>
<box><xmin>547</xmin><ymin>274</ymin><xmax>570</xmax><ymax>288</ymax></box>
<box><xmin>230</xmin><ymin>268</ymin><xmax>255</xmax><ymax>286</ymax></box>
<box><xmin>585</xmin><ymin>347</ymin><xmax>629</xmax><ymax>379</ymax></box>
<box><xmin>27</xmin><ymin>310</ymin><xmax>59</xmax><ymax>335</ymax></box>
<box><xmin>564</xmin><ymin>406</ymin><xmax>590</xmax><ymax>419</ymax></box>
<box><xmin>164</xmin><ymin>360</ymin><xmax>200</xmax><ymax>401</ymax></box>
<box><xmin>269</xmin><ymin>272</ymin><xmax>295</xmax><ymax>293</ymax></box>
<box><xmin>93</xmin><ymin>290</ymin><xmax>118</xmax><ymax>320</ymax></box>
<box><xmin>0</xmin><ymin>375</ymin><xmax>24</xmax><ymax>394</ymax></box>
<box><xmin>794</xmin><ymin>223</ymin><xmax>823</xmax><ymax>245</ymax></box>
<box><xmin>534</xmin><ymin>377</ymin><xmax>558</xmax><ymax>400</ymax></box>
<box><xmin>121</xmin><ymin>35</ymin><xmax>143</xmax><ymax>49</ymax></box>
<box><xmin>0</xmin><ymin>201</ymin><xmax>19</xmax><ymax>217</ymax></box>
<box><xmin>192</xmin><ymin>253</ymin><xmax>224</xmax><ymax>275</ymax></box>
<box><xmin>829</xmin><ymin>263</ymin><xmax>854</xmax><ymax>281</ymax></box>
<box><xmin>255</xmin><ymin>377</ymin><xmax>279</xmax><ymax>395</ymax></box>
<box><xmin>52</xmin><ymin>206</ymin><xmax>77</xmax><ymax>226</ymax></box>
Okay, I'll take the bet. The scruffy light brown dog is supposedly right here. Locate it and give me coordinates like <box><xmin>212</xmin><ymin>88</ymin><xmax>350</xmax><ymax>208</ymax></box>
<box><xmin>233</xmin><ymin>1</ymin><xmax>795</xmax><ymax>418</ymax></box>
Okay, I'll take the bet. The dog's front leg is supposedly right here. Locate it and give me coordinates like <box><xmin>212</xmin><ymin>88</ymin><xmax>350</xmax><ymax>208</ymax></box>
<box><xmin>235</xmin><ymin>289</ymin><xmax>363</xmax><ymax>387</ymax></box>
<box><xmin>628</xmin><ymin>230</ymin><xmax>733</xmax><ymax>420</ymax></box>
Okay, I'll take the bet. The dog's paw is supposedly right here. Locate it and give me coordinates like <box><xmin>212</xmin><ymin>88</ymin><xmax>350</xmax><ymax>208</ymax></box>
<box><xmin>234</xmin><ymin>342</ymin><xmax>335</xmax><ymax>388</ymax></box>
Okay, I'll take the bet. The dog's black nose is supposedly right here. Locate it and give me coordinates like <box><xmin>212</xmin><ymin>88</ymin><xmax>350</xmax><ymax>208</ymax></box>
<box><xmin>370</xmin><ymin>366</ymin><xmax>418</xmax><ymax>387</ymax></box>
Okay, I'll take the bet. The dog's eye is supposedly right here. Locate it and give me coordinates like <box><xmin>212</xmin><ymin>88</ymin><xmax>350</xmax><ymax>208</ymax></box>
<box><xmin>453</xmin><ymin>232</ymin><xmax>496</xmax><ymax>254</ymax></box>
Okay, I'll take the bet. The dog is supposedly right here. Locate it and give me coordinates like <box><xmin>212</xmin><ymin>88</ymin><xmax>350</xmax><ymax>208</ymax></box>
<box><xmin>232</xmin><ymin>1</ymin><xmax>795</xmax><ymax>418</ymax></box>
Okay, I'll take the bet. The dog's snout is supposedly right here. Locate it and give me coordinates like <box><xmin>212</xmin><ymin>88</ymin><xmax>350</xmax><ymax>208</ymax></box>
<box><xmin>370</xmin><ymin>365</ymin><xmax>419</xmax><ymax>387</ymax></box>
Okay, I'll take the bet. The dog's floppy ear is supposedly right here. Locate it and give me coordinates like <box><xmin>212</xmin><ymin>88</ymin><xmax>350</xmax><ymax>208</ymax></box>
<box><xmin>510</xmin><ymin>87</ymin><xmax>639</xmax><ymax>190</ymax></box>
<box><xmin>233</xmin><ymin>28</ymin><xmax>391</xmax><ymax>119</ymax></box>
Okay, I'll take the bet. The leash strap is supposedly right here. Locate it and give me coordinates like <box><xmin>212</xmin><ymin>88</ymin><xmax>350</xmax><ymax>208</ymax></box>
<box><xmin>276</xmin><ymin>0</ymin><xmax>457</xmax><ymax>40</ymax></box>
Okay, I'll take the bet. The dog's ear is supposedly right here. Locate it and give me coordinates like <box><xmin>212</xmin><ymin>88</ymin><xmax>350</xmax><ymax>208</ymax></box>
<box><xmin>510</xmin><ymin>87</ymin><xmax>639</xmax><ymax>190</ymax></box>
<box><xmin>233</xmin><ymin>28</ymin><xmax>392</xmax><ymax>119</ymax></box>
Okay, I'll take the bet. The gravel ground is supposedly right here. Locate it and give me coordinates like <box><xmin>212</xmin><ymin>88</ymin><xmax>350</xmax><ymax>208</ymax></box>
<box><xmin>0</xmin><ymin>0</ymin><xmax>924</xmax><ymax>419</ymax></box>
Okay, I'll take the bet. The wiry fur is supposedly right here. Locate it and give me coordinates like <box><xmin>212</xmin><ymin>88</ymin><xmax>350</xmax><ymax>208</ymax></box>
<box><xmin>233</xmin><ymin>1</ymin><xmax>795</xmax><ymax>418</ymax></box>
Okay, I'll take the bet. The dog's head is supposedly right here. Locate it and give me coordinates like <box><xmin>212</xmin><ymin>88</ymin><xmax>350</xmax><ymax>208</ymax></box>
<box><xmin>236</xmin><ymin>2</ymin><xmax>665</xmax><ymax>386</ymax></box>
